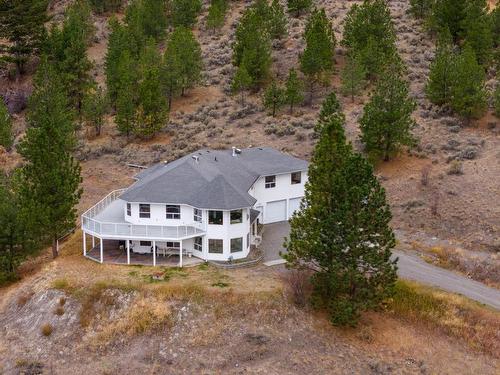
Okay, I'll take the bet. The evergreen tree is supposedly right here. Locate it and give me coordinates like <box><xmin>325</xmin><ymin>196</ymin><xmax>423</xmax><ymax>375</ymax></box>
<box><xmin>319</xmin><ymin>91</ymin><xmax>342</xmax><ymax>123</ymax></box>
<box><xmin>162</xmin><ymin>49</ymin><xmax>181</xmax><ymax>110</ymax></box>
<box><xmin>430</xmin><ymin>0</ymin><xmax>468</xmax><ymax>41</ymax></box>
<box><xmin>284</xmin><ymin>68</ymin><xmax>304</xmax><ymax>114</ymax></box>
<box><xmin>116</xmin><ymin>51</ymin><xmax>138</xmax><ymax>137</ymax></box>
<box><xmin>425</xmin><ymin>29</ymin><xmax>456</xmax><ymax>105</ymax></box>
<box><xmin>494</xmin><ymin>81</ymin><xmax>500</xmax><ymax>117</ymax></box>
<box><xmin>172</xmin><ymin>0</ymin><xmax>203</xmax><ymax>28</ymax></box>
<box><xmin>134</xmin><ymin>39</ymin><xmax>168</xmax><ymax>138</ymax></box>
<box><xmin>126</xmin><ymin>0</ymin><xmax>168</xmax><ymax>41</ymax></box>
<box><xmin>409</xmin><ymin>0</ymin><xmax>434</xmax><ymax>20</ymax></box>
<box><xmin>83</xmin><ymin>86</ymin><xmax>108</xmax><ymax>137</ymax></box>
<box><xmin>341</xmin><ymin>53</ymin><xmax>366</xmax><ymax>102</ymax></box>
<box><xmin>166</xmin><ymin>27</ymin><xmax>203</xmax><ymax>96</ymax></box>
<box><xmin>17</xmin><ymin>61</ymin><xmax>82</xmax><ymax>258</ymax></box>
<box><xmin>342</xmin><ymin>0</ymin><xmax>397</xmax><ymax>79</ymax></box>
<box><xmin>492</xmin><ymin>3</ymin><xmax>500</xmax><ymax>48</ymax></box>
<box><xmin>269</xmin><ymin>0</ymin><xmax>288</xmax><ymax>40</ymax></box>
<box><xmin>284</xmin><ymin>111</ymin><xmax>397</xmax><ymax>326</ymax></box>
<box><xmin>90</xmin><ymin>0</ymin><xmax>123</xmax><ymax>14</ymax></box>
<box><xmin>263</xmin><ymin>80</ymin><xmax>286</xmax><ymax>116</ymax></box>
<box><xmin>0</xmin><ymin>0</ymin><xmax>48</xmax><ymax>75</ymax></box>
<box><xmin>0</xmin><ymin>100</ymin><xmax>13</xmax><ymax>151</ymax></box>
<box><xmin>360</xmin><ymin>66</ymin><xmax>416</xmax><ymax>161</ymax></box>
<box><xmin>449</xmin><ymin>44</ymin><xmax>487</xmax><ymax>121</ymax></box>
<box><xmin>206</xmin><ymin>0</ymin><xmax>228</xmax><ymax>30</ymax></box>
<box><xmin>300</xmin><ymin>8</ymin><xmax>336</xmax><ymax>104</ymax></box>
<box><xmin>287</xmin><ymin>0</ymin><xmax>312</xmax><ymax>17</ymax></box>
<box><xmin>231</xmin><ymin>65</ymin><xmax>252</xmax><ymax>105</ymax></box>
<box><xmin>233</xmin><ymin>6</ymin><xmax>272</xmax><ymax>87</ymax></box>
<box><xmin>461</xmin><ymin>0</ymin><xmax>493</xmax><ymax>66</ymax></box>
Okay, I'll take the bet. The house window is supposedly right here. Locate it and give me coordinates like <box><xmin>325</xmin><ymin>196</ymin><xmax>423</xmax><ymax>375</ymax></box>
<box><xmin>208</xmin><ymin>239</ymin><xmax>223</xmax><ymax>253</ymax></box>
<box><xmin>166</xmin><ymin>205</ymin><xmax>181</xmax><ymax>219</ymax></box>
<box><xmin>208</xmin><ymin>210</ymin><xmax>223</xmax><ymax>225</ymax></box>
<box><xmin>230</xmin><ymin>237</ymin><xmax>243</xmax><ymax>253</ymax></box>
<box><xmin>126</xmin><ymin>203</ymin><xmax>131</xmax><ymax>216</ymax></box>
<box><xmin>291</xmin><ymin>172</ymin><xmax>301</xmax><ymax>184</ymax></box>
<box><xmin>166</xmin><ymin>241</ymin><xmax>180</xmax><ymax>249</ymax></box>
<box><xmin>265</xmin><ymin>175</ymin><xmax>276</xmax><ymax>188</ymax></box>
<box><xmin>140</xmin><ymin>241</ymin><xmax>151</xmax><ymax>247</ymax></box>
<box><xmin>139</xmin><ymin>204</ymin><xmax>150</xmax><ymax>218</ymax></box>
<box><xmin>230</xmin><ymin>209</ymin><xmax>242</xmax><ymax>224</ymax></box>
<box><xmin>194</xmin><ymin>208</ymin><xmax>202</xmax><ymax>222</ymax></box>
<box><xmin>194</xmin><ymin>237</ymin><xmax>202</xmax><ymax>251</ymax></box>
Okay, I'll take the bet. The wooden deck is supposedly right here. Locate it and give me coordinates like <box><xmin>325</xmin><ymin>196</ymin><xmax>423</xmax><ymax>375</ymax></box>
<box><xmin>85</xmin><ymin>240</ymin><xmax>204</xmax><ymax>267</ymax></box>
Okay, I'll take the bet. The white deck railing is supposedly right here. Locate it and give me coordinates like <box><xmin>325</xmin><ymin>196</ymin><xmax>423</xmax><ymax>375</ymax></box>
<box><xmin>81</xmin><ymin>189</ymin><xmax>206</xmax><ymax>240</ymax></box>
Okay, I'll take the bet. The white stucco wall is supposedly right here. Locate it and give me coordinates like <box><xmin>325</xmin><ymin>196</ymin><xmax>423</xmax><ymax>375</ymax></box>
<box><xmin>249</xmin><ymin>170</ymin><xmax>307</xmax><ymax>223</ymax></box>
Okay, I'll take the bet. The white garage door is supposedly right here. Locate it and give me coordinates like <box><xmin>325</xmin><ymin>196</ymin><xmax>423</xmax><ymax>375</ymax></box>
<box><xmin>264</xmin><ymin>200</ymin><xmax>287</xmax><ymax>223</ymax></box>
<box><xmin>288</xmin><ymin>197</ymin><xmax>303</xmax><ymax>218</ymax></box>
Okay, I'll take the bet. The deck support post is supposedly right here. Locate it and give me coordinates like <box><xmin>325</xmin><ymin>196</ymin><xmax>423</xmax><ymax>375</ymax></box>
<box><xmin>100</xmin><ymin>238</ymin><xmax>103</xmax><ymax>264</ymax></box>
<box><xmin>153</xmin><ymin>240</ymin><xmax>156</xmax><ymax>266</ymax></box>
<box><xmin>92</xmin><ymin>236</ymin><xmax>95</xmax><ymax>248</ymax></box>
<box><xmin>127</xmin><ymin>240</ymin><xmax>130</xmax><ymax>265</ymax></box>
<box><xmin>179</xmin><ymin>240</ymin><xmax>183</xmax><ymax>268</ymax></box>
<box><xmin>83</xmin><ymin>232</ymin><xmax>87</xmax><ymax>256</ymax></box>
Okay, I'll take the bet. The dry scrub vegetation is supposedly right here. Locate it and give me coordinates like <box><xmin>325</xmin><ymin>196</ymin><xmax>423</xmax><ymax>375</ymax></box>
<box><xmin>0</xmin><ymin>232</ymin><xmax>498</xmax><ymax>374</ymax></box>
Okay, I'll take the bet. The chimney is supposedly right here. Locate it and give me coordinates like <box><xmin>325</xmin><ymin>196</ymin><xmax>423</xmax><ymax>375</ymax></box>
<box><xmin>232</xmin><ymin>147</ymin><xmax>242</xmax><ymax>157</ymax></box>
<box><xmin>192</xmin><ymin>155</ymin><xmax>199</xmax><ymax>163</ymax></box>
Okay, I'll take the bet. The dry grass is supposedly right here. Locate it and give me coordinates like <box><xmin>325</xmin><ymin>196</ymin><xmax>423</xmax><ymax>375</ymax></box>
<box><xmin>390</xmin><ymin>280</ymin><xmax>500</xmax><ymax>358</ymax></box>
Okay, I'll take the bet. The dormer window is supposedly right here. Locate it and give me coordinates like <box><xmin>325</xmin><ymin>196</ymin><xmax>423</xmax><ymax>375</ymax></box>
<box><xmin>291</xmin><ymin>172</ymin><xmax>301</xmax><ymax>185</ymax></box>
<box><xmin>265</xmin><ymin>175</ymin><xmax>276</xmax><ymax>188</ymax></box>
<box><xmin>126</xmin><ymin>203</ymin><xmax>131</xmax><ymax>216</ymax></box>
<box><xmin>166</xmin><ymin>205</ymin><xmax>181</xmax><ymax>219</ymax></box>
<box><xmin>139</xmin><ymin>204</ymin><xmax>150</xmax><ymax>218</ymax></box>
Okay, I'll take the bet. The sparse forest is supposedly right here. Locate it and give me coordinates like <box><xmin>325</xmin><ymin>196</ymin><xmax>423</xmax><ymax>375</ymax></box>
<box><xmin>0</xmin><ymin>0</ymin><xmax>499</xmax><ymax>372</ymax></box>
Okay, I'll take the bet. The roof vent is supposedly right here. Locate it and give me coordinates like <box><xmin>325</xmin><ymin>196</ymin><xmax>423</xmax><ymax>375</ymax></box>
<box><xmin>232</xmin><ymin>146</ymin><xmax>242</xmax><ymax>156</ymax></box>
<box><xmin>192</xmin><ymin>155</ymin><xmax>199</xmax><ymax>163</ymax></box>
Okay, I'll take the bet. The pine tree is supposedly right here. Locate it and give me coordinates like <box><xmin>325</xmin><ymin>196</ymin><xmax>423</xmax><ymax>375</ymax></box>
<box><xmin>449</xmin><ymin>44</ymin><xmax>487</xmax><ymax>122</ymax></box>
<box><xmin>409</xmin><ymin>0</ymin><xmax>434</xmax><ymax>20</ymax></box>
<box><xmin>231</xmin><ymin>65</ymin><xmax>252</xmax><ymax>105</ymax></box>
<box><xmin>287</xmin><ymin>0</ymin><xmax>312</xmax><ymax>17</ymax></box>
<box><xmin>233</xmin><ymin>7</ymin><xmax>272</xmax><ymax>87</ymax></box>
<box><xmin>0</xmin><ymin>100</ymin><xmax>13</xmax><ymax>151</ymax></box>
<box><xmin>172</xmin><ymin>0</ymin><xmax>203</xmax><ymax>28</ymax></box>
<box><xmin>341</xmin><ymin>53</ymin><xmax>366</xmax><ymax>102</ymax></box>
<box><xmin>318</xmin><ymin>91</ymin><xmax>342</xmax><ymax>124</ymax></box>
<box><xmin>269</xmin><ymin>0</ymin><xmax>288</xmax><ymax>40</ymax></box>
<box><xmin>300</xmin><ymin>8</ymin><xmax>335</xmax><ymax>104</ymax></box>
<box><xmin>116</xmin><ymin>51</ymin><xmax>137</xmax><ymax>137</ymax></box>
<box><xmin>126</xmin><ymin>0</ymin><xmax>168</xmax><ymax>41</ymax></box>
<box><xmin>284</xmin><ymin>68</ymin><xmax>304</xmax><ymax>114</ymax></box>
<box><xmin>360</xmin><ymin>65</ymin><xmax>416</xmax><ymax>161</ymax></box>
<box><xmin>425</xmin><ymin>29</ymin><xmax>456</xmax><ymax>105</ymax></box>
<box><xmin>492</xmin><ymin>3</ymin><xmax>500</xmax><ymax>48</ymax></box>
<box><xmin>166</xmin><ymin>27</ymin><xmax>203</xmax><ymax>96</ymax></box>
<box><xmin>284</xmin><ymin>111</ymin><xmax>397</xmax><ymax>326</ymax></box>
<box><xmin>494</xmin><ymin>81</ymin><xmax>500</xmax><ymax>117</ymax></box>
<box><xmin>83</xmin><ymin>86</ymin><xmax>108</xmax><ymax>137</ymax></box>
<box><xmin>430</xmin><ymin>0</ymin><xmax>468</xmax><ymax>41</ymax></box>
<box><xmin>206</xmin><ymin>0</ymin><xmax>228</xmax><ymax>30</ymax></box>
<box><xmin>162</xmin><ymin>49</ymin><xmax>181</xmax><ymax>110</ymax></box>
<box><xmin>90</xmin><ymin>0</ymin><xmax>123</xmax><ymax>15</ymax></box>
<box><xmin>461</xmin><ymin>0</ymin><xmax>493</xmax><ymax>66</ymax></box>
<box><xmin>0</xmin><ymin>0</ymin><xmax>48</xmax><ymax>75</ymax></box>
<box><xmin>134</xmin><ymin>39</ymin><xmax>168</xmax><ymax>138</ymax></box>
<box><xmin>342</xmin><ymin>0</ymin><xmax>397</xmax><ymax>79</ymax></box>
<box><xmin>263</xmin><ymin>80</ymin><xmax>286</xmax><ymax>117</ymax></box>
<box><xmin>17</xmin><ymin>60</ymin><xmax>82</xmax><ymax>259</ymax></box>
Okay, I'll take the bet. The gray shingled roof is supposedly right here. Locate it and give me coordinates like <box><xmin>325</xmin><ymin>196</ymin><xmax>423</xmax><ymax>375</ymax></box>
<box><xmin>120</xmin><ymin>147</ymin><xmax>308</xmax><ymax>210</ymax></box>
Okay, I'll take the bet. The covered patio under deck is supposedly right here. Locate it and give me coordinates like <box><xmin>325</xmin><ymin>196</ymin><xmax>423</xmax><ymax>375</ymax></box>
<box><xmin>85</xmin><ymin>240</ymin><xmax>204</xmax><ymax>267</ymax></box>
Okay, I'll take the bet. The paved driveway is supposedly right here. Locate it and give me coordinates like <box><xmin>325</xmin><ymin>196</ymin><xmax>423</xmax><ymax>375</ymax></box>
<box><xmin>261</xmin><ymin>222</ymin><xmax>500</xmax><ymax>310</ymax></box>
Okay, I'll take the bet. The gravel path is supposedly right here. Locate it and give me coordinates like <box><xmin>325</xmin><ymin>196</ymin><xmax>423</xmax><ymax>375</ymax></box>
<box><xmin>261</xmin><ymin>222</ymin><xmax>500</xmax><ymax>310</ymax></box>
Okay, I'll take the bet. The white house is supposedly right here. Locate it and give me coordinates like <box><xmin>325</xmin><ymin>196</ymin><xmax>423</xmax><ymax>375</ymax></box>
<box><xmin>81</xmin><ymin>147</ymin><xmax>308</xmax><ymax>266</ymax></box>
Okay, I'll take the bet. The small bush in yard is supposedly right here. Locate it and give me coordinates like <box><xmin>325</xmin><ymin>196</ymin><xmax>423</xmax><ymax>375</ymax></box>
<box><xmin>54</xmin><ymin>306</ymin><xmax>65</xmax><ymax>316</ymax></box>
<box><xmin>41</xmin><ymin>323</ymin><xmax>53</xmax><ymax>336</ymax></box>
<box><xmin>282</xmin><ymin>269</ymin><xmax>311</xmax><ymax>307</ymax></box>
